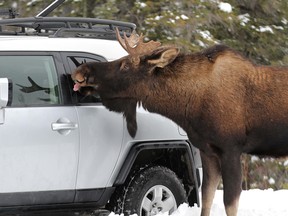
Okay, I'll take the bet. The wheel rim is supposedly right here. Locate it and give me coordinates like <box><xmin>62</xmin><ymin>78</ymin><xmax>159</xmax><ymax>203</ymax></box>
<box><xmin>140</xmin><ymin>185</ymin><xmax>177</xmax><ymax>216</ymax></box>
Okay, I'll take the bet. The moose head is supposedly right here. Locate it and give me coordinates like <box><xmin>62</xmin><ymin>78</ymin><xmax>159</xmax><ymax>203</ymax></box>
<box><xmin>72</xmin><ymin>28</ymin><xmax>180</xmax><ymax>95</ymax></box>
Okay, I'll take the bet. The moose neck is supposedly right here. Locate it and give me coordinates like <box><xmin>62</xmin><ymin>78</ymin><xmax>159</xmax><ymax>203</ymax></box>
<box><xmin>129</xmin><ymin>57</ymin><xmax>209</xmax><ymax>130</ymax></box>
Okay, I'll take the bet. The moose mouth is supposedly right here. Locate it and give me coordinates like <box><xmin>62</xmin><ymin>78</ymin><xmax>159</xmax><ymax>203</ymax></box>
<box><xmin>73</xmin><ymin>82</ymin><xmax>100</xmax><ymax>92</ymax></box>
<box><xmin>73</xmin><ymin>82</ymin><xmax>81</xmax><ymax>91</ymax></box>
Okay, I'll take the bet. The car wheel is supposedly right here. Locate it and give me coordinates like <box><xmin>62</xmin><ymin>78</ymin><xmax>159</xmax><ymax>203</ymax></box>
<box><xmin>107</xmin><ymin>166</ymin><xmax>187</xmax><ymax>216</ymax></box>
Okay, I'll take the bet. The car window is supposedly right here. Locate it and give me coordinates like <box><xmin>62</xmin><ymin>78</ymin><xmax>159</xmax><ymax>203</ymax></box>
<box><xmin>67</xmin><ymin>56</ymin><xmax>99</xmax><ymax>69</ymax></box>
<box><xmin>0</xmin><ymin>56</ymin><xmax>60</xmax><ymax>107</ymax></box>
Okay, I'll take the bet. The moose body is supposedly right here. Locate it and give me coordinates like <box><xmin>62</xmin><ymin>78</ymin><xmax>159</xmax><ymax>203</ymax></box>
<box><xmin>72</xmin><ymin>30</ymin><xmax>288</xmax><ymax>216</ymax></box>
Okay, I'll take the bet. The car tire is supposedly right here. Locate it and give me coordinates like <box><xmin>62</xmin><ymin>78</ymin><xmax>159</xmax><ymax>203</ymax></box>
<box><xmin>107</xmin><ymin>166</ymin><xmax>187</xmax><ymax>216</ymax></box>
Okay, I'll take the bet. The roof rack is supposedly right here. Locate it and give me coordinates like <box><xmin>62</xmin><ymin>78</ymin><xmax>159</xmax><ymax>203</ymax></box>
<box><xmin>0</xmin><ymin>17</ymin><xmax>136</xmax><ymax>40</ymax></box>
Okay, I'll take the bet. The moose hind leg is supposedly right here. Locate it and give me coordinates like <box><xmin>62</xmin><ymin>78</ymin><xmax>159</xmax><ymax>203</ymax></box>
<box><xmin>221</xmin><ymin>151</ymin><xmax>242</xmax><ymax>216</ymax></box>
<box><xmin>200</xmin><ymin>151</ymin><xmax>221</xmax><ymax>216</ymax></box>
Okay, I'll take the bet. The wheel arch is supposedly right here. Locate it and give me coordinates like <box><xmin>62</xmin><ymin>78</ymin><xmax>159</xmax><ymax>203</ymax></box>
<box><xmin>113</xmin><ymin>140</ymin><xmax>201</xmax><ymax>207</ymax></box>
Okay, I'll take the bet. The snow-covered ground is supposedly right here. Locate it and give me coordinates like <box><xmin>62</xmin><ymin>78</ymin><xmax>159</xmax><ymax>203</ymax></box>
<box><xmin>167</xmin><ymin>189</ymin><xmax>288</xmax><ymax>216</ymax></box>
<box><xmin>109</xmin><ymin>189</ymin><xmax>288</xmax><ymax>216</ymax></box>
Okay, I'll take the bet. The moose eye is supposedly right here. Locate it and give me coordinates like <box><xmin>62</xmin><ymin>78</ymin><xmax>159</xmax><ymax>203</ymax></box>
<box><xmin>74</xmin><ymin>78</ymin><xmax>86</xmax><ymax>84</ymax></box>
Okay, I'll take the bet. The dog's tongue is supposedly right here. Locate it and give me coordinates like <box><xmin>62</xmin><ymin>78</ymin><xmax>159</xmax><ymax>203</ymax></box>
<box><xmin>73</xmin><ymin>83</ymin><xmax>80</xmax><ymax>91</ymax></box>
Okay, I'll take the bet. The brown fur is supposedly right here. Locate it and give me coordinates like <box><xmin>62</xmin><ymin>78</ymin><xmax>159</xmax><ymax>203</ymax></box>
<box><xmin>72</xmin><ymin>44</ymin><xmax>288</xmax><ymax>216</ymax></box>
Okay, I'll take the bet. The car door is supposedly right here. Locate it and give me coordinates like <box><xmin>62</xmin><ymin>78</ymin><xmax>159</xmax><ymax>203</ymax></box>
<box><xmin>0</xmin><ymin>53</ymin><xmax>79</xmax><ymax>206</ymax></box>
<box><xmin>62</xmin><ymin>53</ymin><xmax>124</xmax><ymax>198</ymax></box>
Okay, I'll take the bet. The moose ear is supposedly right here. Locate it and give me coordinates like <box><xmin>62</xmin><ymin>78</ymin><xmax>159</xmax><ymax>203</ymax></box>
<box><xmin>148</xmin><ymin>47</ymin><xmax>180</xmax><ymax>68</ymax></box>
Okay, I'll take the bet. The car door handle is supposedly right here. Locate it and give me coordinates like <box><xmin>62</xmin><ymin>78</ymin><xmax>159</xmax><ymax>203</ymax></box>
<box><xmin>52</xmin><ymin>122</ymin><xmax>78</xmax><ymax>131</ymax></box>
<box><xmin>51</xmin><ymin>117</ymin><xmax>78</xmax><ymax>135</ymax></box>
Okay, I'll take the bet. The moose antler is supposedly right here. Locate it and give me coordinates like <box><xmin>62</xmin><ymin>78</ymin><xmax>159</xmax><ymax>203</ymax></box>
<box><xmin>115</xmin><ymin>28</ymin><xmax>161</xmax><ymax>56</ymax></box>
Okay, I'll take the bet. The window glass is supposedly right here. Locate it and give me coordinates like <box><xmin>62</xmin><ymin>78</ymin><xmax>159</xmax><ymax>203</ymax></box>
<box><xmin>67</xmin><ymin>56</ymin><xmax>101</xmax><ymax>70</ymax></box>
<box><xmin>0</xmin><ymin>56</ymin><xmax>60</xmax><ymax>106</ymax></box>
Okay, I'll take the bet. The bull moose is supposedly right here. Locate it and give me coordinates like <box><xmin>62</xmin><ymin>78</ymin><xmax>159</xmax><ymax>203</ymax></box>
<box><xmin>72</xmin><ymin>28</ymin><xmax>288</xmax><ymax>216</ymax></box>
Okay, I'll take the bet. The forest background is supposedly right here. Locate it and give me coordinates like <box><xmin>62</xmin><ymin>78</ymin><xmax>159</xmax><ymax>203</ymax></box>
<box><xmin>1</xmin><ymin>0</ymin><xmax>287</xmax><ymax>190</ymax></box>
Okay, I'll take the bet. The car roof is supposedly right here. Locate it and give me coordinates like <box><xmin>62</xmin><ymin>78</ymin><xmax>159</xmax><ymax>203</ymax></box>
<box><xmin>0</xmin><ymin>17</ymin><xmax>135</xmax><ymax>61</ymax></box>
<box><xmin>0</xmin><ymin>36</ymin><xmax>128</xmax><ymax>61</ymax></box>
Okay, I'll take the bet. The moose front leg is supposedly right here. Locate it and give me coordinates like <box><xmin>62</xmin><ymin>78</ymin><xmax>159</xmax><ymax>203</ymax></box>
<box><xmin>200</xmin><ymin>150</ymin><xmax>221</xmax><ymax>216</ymax></box>
<box><xmin>221</xmin><ymin>151</ymin><xmax>242</xmax><ymax>216</ymax></box>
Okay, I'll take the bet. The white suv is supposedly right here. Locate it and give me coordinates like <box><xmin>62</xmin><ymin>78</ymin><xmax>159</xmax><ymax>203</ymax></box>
<box><xmin>0</xmin><ymin>6</ymin><xmax>201</xmax><ymax>216</ymax></box>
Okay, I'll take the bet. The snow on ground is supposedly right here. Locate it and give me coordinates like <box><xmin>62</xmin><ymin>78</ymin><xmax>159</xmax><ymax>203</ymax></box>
<box><xmin>109</xmin><ymin>189</ymin><xmax>288</xmax><ymax>216</ymax></box>
<box><xmin>218</xmin><ymin>2</ymin><xmax>232</xmax><ymax>13</ymax></box>
<box><xmin>169</xmin><ymin>189</ymin><xmax>288</xmax><ymax>216</ymax></box>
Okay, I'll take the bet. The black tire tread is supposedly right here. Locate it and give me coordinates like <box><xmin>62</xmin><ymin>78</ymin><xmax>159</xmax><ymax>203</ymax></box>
<box><xmin>107</xmin><ymin>165</ymin><xmax>187</xmax><ymax>216</ymax></box>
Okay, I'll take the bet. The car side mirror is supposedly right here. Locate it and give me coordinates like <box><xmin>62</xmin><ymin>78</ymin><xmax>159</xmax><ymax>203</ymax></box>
<box><xmin>0</xmin><ymin>78</ymin><xmax>12</xmax><ymax>108</ymax></box>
